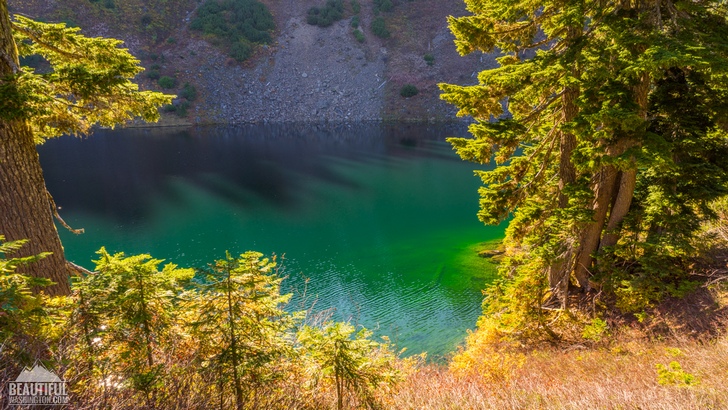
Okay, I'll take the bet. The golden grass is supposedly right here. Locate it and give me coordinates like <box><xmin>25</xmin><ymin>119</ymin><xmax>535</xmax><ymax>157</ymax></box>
<box><xmin>392</xmin><ymin>336</ymin><xmax>728</xmax><ymax>409</ymax></box>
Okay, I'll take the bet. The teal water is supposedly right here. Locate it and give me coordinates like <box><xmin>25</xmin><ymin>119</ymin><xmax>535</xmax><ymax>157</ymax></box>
<box><xmin>38</xmin><ymin>123</ymin><xmax>503</xmax><ymax>356</ymax></box>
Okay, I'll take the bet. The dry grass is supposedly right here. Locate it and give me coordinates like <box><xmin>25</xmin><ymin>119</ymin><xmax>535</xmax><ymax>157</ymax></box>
<box><xmin>392</xmin><ymin>336</ymin><xmax>728</xmax><ymax>409</ymax></box>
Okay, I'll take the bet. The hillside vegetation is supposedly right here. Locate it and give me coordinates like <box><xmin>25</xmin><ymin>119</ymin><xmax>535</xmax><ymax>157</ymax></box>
<box><xmin>10</xmin><ymin>0</ymin><xmax>484</xmax><ymax>124</ymax></box>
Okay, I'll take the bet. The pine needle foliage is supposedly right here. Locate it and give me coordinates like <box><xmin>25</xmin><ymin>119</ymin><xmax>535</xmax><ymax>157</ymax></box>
<box><xmin>441</xmin><ymin>0</ymin><xmax>728</xmax><ymax>341</ymax></box>
<box><xmin>0</xmin><ymin>236</ymin><xmax>54</xmax><ymax>362</ymax></box>
<box><xmin>0</xmin><ymin>247</ymin><xmax>405</xmax><ymax>409</ymax></box>
<box><xmin>3</xmin><ymin>16</ymin><xmax>173</xmax><ymax>142</ymax></box>
<box><xmin>298</xmin><ymin>322</ymin><xmax>402</xmax><ymax>410</ymax></box>
<box><xmin>190</xmin><ymin>251</ymin><xmax>297</xmax><ymax>410</ymax></box>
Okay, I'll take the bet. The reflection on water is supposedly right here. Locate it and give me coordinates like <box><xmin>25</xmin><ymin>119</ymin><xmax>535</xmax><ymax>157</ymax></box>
<box><xmin>39</xmin><ymin>122</ymin><xmax>503</xmax><ymax>356</ymax></box>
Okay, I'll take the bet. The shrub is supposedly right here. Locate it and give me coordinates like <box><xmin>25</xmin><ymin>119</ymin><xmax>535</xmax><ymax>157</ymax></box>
<box><xmin>374</xmin><ymin>0</ymin><xmax>393</xmax><ymax>13</ymax></box>
<box><xmin>102</xmin><ymin>0</ymin><xmax>115</xmax><ymax>9</ymax></box>
<box><xmin>230</xmin><ymin>39</ymin><xmax>253</xmax><ymax>62</ymax></box>
<box><xmin>400</xmin><ymin>84</ymin><xmax>418</xmax><ymax>98</ymax></box>
<box><xmin>656</xmin><ymin>361</ymin><xmax>699</xmax><ymax>386</ymax></box>
<box><xmin>371</xmin><ymin>17</ymin><xmax>390</xmax><ymax>38</ymax></box>
<box><xmin>180</xmin><ymin>82</ymin><xmax>197</xmax><ymax>101</ymax></box>
<box><xmin>158</xmin><ymin>76</ymin><xmax>176</xmax><ymax>89</ymax></box>
<box><xmin>146</xmin><ymin>69</ymin><xmax>160</xmax><ymax>80</ymax></box>
<box><xmin>351</xmin><ymin>0</ymin><xmax>361</xmax><ymax>14</ymax></box>
<box><xmin>351</xmin><ymin>15</ymin><xmax>360</xmax><ymax>28</ymax></box>
<box><xmin>307</xmin><ymin>0</ymin><xmax>345</xmax><ymax>28</ymax></box>
<box><xmin>190</xmin><ymin>0</ymin><xmax>274</xmax><ymax>62</ymax></box>
<box><xmin>353</xmin><ymin>29</ymin><xmax>365</xmax><ymax>43</ymax></box>
<box><xmin>176</xmin><ymin>101</ymin><xmax>191</xmax><ymax>117</ymax></box>
<box><xmin>582</xmin><ymin>318</ymin><xmax>609</xmax><ymax>342</ymax></box>
<box><xmin>424</xmin><ymin>53</ymin><xmax>434</xmax><ymax>66</ymax></box>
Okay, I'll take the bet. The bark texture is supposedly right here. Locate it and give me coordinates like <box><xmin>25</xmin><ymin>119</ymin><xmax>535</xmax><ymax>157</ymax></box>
<box><xmin>547</xmin><ymin>84</ymin><xmax>579</xmax><ymax>304</ymax></box>
<box><xmin>0</xmin><ymin>1</ymin><xmax>70</xmax><ymax>295</ymax></box>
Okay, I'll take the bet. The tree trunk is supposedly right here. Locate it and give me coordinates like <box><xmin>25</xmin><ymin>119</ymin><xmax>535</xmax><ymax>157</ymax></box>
<box><xmin>0</xmin><ymin>1</ymin><xmax>69</xmax><ymax>295</ymax></box>
<box><xmin>599</xmin><ymin>169</ymin><xmax>637</xmax><ymax>249</ymax></box>
<box><xmin>599</xmin><ymin>73</ymin><xmax>649</xmax><ymax>251</ymax></box>
<box><xmin>225</xmin><ymin>265</ymin><xmax>244</xmax><ymax>410</ymax></box>
<box><xmin>573</xmin><ymin>164</ymin><xmax>618</xmax><ymax>289</ymax></box>
<box><xmin>547</xmin><ymin>80</ymin><xmax>579</xmax><ymax>303</ymax></box>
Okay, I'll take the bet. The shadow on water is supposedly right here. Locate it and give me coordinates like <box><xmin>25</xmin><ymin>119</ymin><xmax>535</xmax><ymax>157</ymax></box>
<box><xmin>39</xmin><ymin>122</ymin><xmax>467</xmax><ymax>222</ymax></box>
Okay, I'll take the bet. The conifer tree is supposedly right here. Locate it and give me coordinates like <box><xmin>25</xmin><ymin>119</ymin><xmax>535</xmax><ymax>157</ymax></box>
<box><xmin>190</xmin><ymin>252</ymin><xmax>296</xmax><ymax>410</ymax></box>
<box><xmin>72</xmin><ymin>249</ymin><xmax>194</xmax><ymax>405</ymax></box>
<box><xmin>442</xmin><ymin>0</ymin><xmax>728</xmax><ymax>324</ymax></box>
<box><xmin>0</xmin><ymin>2</ymin><xmax>172</xmax><ymax>295</ymax></box>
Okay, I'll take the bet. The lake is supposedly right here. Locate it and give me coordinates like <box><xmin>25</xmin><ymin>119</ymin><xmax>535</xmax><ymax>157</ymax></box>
<box><xmin>38</xmin><ymin>122</ymin><xmax>503</xmax><ymax>357</ymax></box>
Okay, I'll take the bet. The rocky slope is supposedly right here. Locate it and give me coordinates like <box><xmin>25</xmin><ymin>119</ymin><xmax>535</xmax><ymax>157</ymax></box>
<box><xmin>10</xmin><ymin>0</ymin><xmax>496</xmax><ymax>124</ymax></box>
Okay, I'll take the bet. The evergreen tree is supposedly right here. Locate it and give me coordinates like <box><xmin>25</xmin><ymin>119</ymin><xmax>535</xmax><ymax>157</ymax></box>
<box><xmin>190</xmin><ymin>252</ymin><xmax>297</xmax><ymax>410</ymax></box>
<box><xmin>441</xmin><ymin>0</ymin><xmax>728</xmax><ymax>331</ymax></box>
<box><xmin>84</xmin><ymin>249</ymin><xmax>193</xmax><ymax>404</ymax></box>
<box><xmin>0</xmin><ymin>2</ymin><xmax>172</xmax><ymax>295</ymax></box>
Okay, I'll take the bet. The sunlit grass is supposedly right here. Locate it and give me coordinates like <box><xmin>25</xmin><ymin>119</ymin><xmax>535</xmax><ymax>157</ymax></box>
<box><xmin>392</xmin><ymin>335</ymin><xmax>728</xmax><ymax>409</ymax></box>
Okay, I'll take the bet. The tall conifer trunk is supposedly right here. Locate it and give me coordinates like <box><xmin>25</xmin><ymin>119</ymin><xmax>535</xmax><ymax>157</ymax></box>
<box><xmin>547</xmin><ymin>84</ymin><xmax>579</xmax><ymax>303</ymax></box>
<box><xmin>0</xmin><ymin>1</ymin><xmax>70</xmax><ymax>295</ymax></box>
<box><xmin>547</xmin><ymin>23</ymin><xmax>581</xmax><ymax>304</ymax></box>
<box><xmin>573</xmin><ymin>162</ymin><xmax>618</xmax><ymax>289</ymax></box>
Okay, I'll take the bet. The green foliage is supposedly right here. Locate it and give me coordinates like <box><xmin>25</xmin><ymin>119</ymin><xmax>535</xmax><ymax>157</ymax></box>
<box><xmin>157</xmin><ymin>75</ymin><xmax>177</xmax><ymax>89</ymax></box>
<box><xmin>230</xmin><ymin>39</ymin><xmax>253</xmax><ymax>62</ymax></box>
<box><xmin>180</xmin><ymin>82</ymin><xmax>197</xmax><ymax>101</ymax></box>
<box><xmin>656</xmin><ymin>361</ymin><xmax>699</xmax><ymax>387</ymax></box>
<box><xmin>140</xmin><ymin>14</ymin><xmax>152</xmax><ymax>27</ymax></box>
<box><xmin>163</xmin><ymin>101</ymin><xmax>191</xmax><ymax>117</ymax></box>
<box><xmin>1</xmin><ymin>243</ymin><xmax>404</xmax><ymax>408</ymax></box>
<box><xmin>350</xmin><ymin>0</ymin><xmax>361</xmax><ymax>14</ymax></box>
<box><xmin>424</xmin><ymin>53</ymin><xmax>434</xmax><ymax>66</ymax></box>
<box><xmin>298</xmin><ymin>322</ymin><xmax>401</xmax><ymax>409</ymax></box>
<box><xmin>0</xmin><ymin>236</ymin><xmax>55</xmax><ymax>363</ymax></box>
<box><xmin>307</xmin><ymin>0</ymin><xmax>345</xmax><ymax>28</ymax></box>
<box><xmin>582</xmin><ymin>318</ymin><xmax>609</xmax><ymax>342</ymax></box>
<box><xmin>191</xmin><ymin>251</ymin><xmax>297</xmax><ymax>408</ymax></box>
<box><xmin>5</xmin><ymin>16</ymin><xmax>173</xmax><ymax>141</ymax></box>
<box><xmin>146</xmin><ymin>69</ymin><xmax>161</xmax><ymax>80</ymax></box>
<box><xmin>441</xmin><ymin>0</ymin><xmax>728</xmax><ymax>339</ymax></box>
<box><xmin>73</xmin><ymin>248</ymin><xmax>194</xmax><ymax>401</ymax></box>
<box><xmin>102</xmin><ymin>0</ymin><xmax>116</xmax><ymax>9</ymax></box>
<box><xmin>370</xmin><ymin>17</ymin><xmax>390</xmax><ymax>38</ymax></box>
<box><xmin>353</xmin><ymin>29</ymin><xmax>365</xmax><ymax>43</ymax></box>
<box><xmin>400</xmin><ymin>84</ymin><xmax>418</xmax><ymax>98</ymax></box>
<box><xmin>351</xmin><ymin>15</ymin><xmax>360</xmax><ymax>29</ymax></box>
<box><xmin>190</xmin><ymin>0</ymin><xmax>274</xmax><ymax>62</ymax></box>
<box><xmin>374</xmin><ymin>0</ymin><xmax>394</xmax><ymax>13</ymax></box>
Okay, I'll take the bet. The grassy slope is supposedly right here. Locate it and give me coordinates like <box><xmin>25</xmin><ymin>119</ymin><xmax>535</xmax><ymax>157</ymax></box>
<box><xmin>394</xmin><ymin>336</ymin><xmax>728</xmax><ymax>409</ymax></box>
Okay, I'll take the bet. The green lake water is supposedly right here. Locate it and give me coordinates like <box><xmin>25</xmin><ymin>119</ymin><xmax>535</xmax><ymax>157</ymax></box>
<box><xmin>38</xmin><ymin>123</ymin><xmax>504</xmax><ymax>357</ymax></box>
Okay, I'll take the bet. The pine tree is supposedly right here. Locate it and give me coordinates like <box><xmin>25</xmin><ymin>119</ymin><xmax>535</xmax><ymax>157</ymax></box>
<box><xmin>190</xmin><ymin>252</ymin><xmax>296</xmax><ymax>410</ymax></box>
<box><xmin>0</xmin><ymin>2</ymin><xmax>172</xmax><ymax>295</ymax></box>
<box><xmin>441</xmin><ymin>0</ymin><xmax>728</xmax><ymax>329</ymax></box>
<box><xmin>68</xmin><ymin>248</ymin><xmax>194</xmax><ymax>405</ymax></box>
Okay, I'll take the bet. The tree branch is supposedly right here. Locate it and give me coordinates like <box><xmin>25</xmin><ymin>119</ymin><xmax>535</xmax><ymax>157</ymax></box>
<box><xmin>47</xmin><ymin>189</ymin><xmax>84</xmax><ymax>234</ymax></box>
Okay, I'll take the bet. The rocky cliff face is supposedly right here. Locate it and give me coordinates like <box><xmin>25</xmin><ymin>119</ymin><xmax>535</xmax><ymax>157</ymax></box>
<box><xmin>11</xmin><ymin>0</ymin><xmax>497</xmax><ymax>124</ymax></box>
